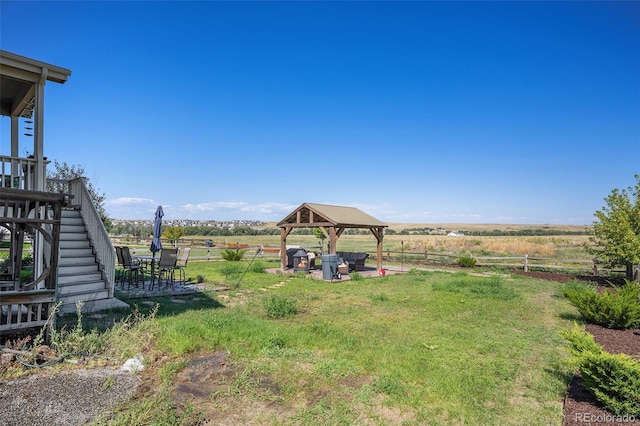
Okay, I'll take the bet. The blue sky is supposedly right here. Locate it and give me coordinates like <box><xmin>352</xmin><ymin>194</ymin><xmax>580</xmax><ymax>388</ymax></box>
<box><xmin>1</xmin><ymin>1</ymin><xmax>638</xmax><ymax>225</ymax></box>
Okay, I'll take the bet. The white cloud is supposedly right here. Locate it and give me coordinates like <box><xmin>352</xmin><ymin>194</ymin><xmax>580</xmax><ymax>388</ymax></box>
<box><xmin>176</xmin><ymin>201</ymin><xmax>297</xmax><ymax>220</ymax></box>
<box><xmin>107</xmin><ymin>197</ymin><xmax>156</xmax><ymax>206</ymax></box>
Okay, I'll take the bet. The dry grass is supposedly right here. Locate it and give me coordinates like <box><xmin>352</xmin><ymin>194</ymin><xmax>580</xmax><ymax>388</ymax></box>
<box><xmin>379</xmin><ymin>235</ymin><xmax>590</xmax><ymax>257</ymax></box>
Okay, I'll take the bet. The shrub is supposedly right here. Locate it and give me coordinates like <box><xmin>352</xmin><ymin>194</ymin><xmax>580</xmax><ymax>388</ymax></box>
<box><xmin>562</xmin><ymin>324</ymin><xmax>603</xmax><ymax>358</ymax></box>
<box><xmin>221</xmin><ymin>249</ymin><xmax>246</xmax><ymax>261</ymax></box>
<box><xmin>22</xmin><ymin>253</ymin><xmax>33</xmax><ymax>266</ymax></box>
<box><xmin>563</xmin><ymin>280</ymin><xmax>640</xmax><ymax>329</ymax></box>
<box><xmin>263</xmin><ymin>295</ymin><xmax>298</xmax><ymax>319</ymax></box>
<box><xmin>563</xmin><ymin>325</ymin><xmax>640</xmax><ymax>416</ymax></box>
<box><xmin>19</xmin><ymin>270</ymin><xmax>33</xmax><ymax>284</ymax></box>
<box><xmin>580</xmin><ymin>351</ymin><xmax>640</xmax><ymax>416</ymax></box>
<box><xmin>457</xmin><ymin>256</ymin><xmax>476</xmax><ymax>267</ymax></box>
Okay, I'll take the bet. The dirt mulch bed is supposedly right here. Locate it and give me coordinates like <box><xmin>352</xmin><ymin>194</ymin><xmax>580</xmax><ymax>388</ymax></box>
<box><xmin>516</xmin><ymin>271</ymin><xmax>639</xmax><ymax>425</ymax></box>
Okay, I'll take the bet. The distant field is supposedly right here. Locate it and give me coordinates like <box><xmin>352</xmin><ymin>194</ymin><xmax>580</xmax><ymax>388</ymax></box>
<box><xmin>263</xmin><ymin>221</ymin><xmax>591</xmax><ymax>234</ymax></box>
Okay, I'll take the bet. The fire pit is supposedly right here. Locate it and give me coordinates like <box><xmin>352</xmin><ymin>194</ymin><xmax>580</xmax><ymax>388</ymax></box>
<box><xmin>293</xmin><ymin>249</ymin><xmax>310</xmax><ymax>273</ymax></box>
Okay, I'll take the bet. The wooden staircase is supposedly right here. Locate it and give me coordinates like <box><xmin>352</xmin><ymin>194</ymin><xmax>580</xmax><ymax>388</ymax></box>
<box><xmin>58</xmin><ymin>209</ymin><xmax>128</xmax><ymax>314</ymax></box>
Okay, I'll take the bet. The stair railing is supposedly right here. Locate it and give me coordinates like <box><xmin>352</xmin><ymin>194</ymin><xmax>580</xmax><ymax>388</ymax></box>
<box><xmin>66</xmin><ymin>177</ymin><xmax>115</xmax><ymax>297</ymax></box>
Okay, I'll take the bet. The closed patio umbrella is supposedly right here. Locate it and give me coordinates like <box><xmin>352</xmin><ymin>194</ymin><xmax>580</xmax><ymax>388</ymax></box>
<box><xmin>150</xmin><ymin>206</ymin><xmax>164</xmax><ymax>275</ymax></box>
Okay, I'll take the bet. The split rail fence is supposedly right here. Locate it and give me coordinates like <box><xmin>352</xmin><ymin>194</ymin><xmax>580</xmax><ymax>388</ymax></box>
<box><xmin>122</xmin><ymin>241</ymin><xmax>623</xmax><ymax>276</ymax></box>
<box><xmin>380</xmin><ymin>249</ymin><xmax>622</xmax><ymax>275</ymax></box>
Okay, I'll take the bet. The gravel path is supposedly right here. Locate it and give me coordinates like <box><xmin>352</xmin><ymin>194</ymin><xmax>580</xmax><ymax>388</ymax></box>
<box><xmin>0</xmin><ymin>368</ymin><xmax>141</xmax><ymax>426</ymax></box>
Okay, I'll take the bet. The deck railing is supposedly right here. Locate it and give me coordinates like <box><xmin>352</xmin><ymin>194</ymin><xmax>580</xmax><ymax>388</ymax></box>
<box><xmin>0</xmin><ymin>155</ymin><xmax>38</xmax><ymax>190</ymax></box>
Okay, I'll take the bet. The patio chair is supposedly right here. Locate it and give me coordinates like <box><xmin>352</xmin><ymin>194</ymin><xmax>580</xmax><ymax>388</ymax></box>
<box><xmin>175</xmin><ymin>247</ymin><xmax>191</xmax><ymax>283</ymax></box>
<box><xmin>121</xmin><ymin>246</ymin><xmax>143</xmax><ymax>289</ymax></box>
<box><xmin>154</xmin><ymin>248</ymin><xmax>178</xmax><ymax>290</ymax></box>
<box><xmin>115</xmin><ymin>246</ymin><xmax>124</xmax><ymax>287</ymax></box>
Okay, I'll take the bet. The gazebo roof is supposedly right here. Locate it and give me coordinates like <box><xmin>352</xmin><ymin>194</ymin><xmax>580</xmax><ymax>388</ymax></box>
<box><xmin>278</xmin><ymin>202</ymin><xmax>387</xmax><ymax>229</ymax></box>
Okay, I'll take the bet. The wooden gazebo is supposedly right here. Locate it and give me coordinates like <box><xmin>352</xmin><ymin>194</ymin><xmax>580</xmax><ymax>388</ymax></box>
<box><xmin>277</xmin><ymin>203</ymin><xmax>388</xmax><ymax>272</ymax></box>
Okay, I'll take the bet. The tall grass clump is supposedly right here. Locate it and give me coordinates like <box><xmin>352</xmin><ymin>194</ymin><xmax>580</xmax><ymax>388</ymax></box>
<box><xmin>5</xmin><ymin>303</ymin><xmax>159</xmax><ymax>372</ymax></box>
<box><xmin>248</xmin><ymin>260</ymin><xmax>267</xmax><ymax>273</ymax></box>
<box><xmin>219</xmin><ymin>263</ymin><xmax>243</xmax><ymax>277</ymax></box>
<box><xmin>263</xmin><ymin>295</ymin><xmax>299</xmax><ymax>319</ymax></box>
<box><xmin>563</xmin><ymin>280</ymin><xmax>640</xmax><ymax>329</ymax></box>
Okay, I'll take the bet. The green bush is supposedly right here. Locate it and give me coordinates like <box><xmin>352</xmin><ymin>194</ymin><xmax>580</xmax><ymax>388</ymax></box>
<box><xmin>263</xmin><ymin>295</ymin><xmax>298</xmax><ymax>319</ymax></box>
<box><xmin>581</xmin><ymin>351</ymin><xmax>640</xmax><ymax>416</ymax></box>
<box><xmin>221</xmin><ymin>249</ymin><xmax>246</xmax><ymax>261</ymax></box>
<box><xmin>22</xmin><ymin>253</ymin><xmax>33</xmax><ymax>266</ymax></box>
<box><xmin>457</xmin><ymin>256</ymin><xmax>477</xmax><ymax>267</ymax></box>
<box><xmin>562</xmin><ymin>324</ymin><xmax>604</xmax><ymax>359</ymax></box>
<box><xmin>19</xmin><ymin>269</ymin><xmax>34</xmax><ymax>284</ymax></box>
<box><xmin>563</xmin><ymin>280</ymin><xmax>640</xmax><ymax>329</ymax></box>
<box><xmin>563</xmin><ymin>325</ymin><xmax>640</xmax><ymax>416</ymax></box>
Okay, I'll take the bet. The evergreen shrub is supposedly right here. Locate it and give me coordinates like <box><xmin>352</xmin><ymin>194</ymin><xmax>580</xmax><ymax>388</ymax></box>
<box><xmin>563</xmin><ymin>325</ymin><xmax>640</xmax><ymax>416</ymax></box>
<box><xmin>563</xmin><ymin>280</ymin><xmax>640</xmax><ymax>329</ymax></box>
<box><xmin>221</xmin><ymin>249</ymin><xmax>246</xmax><ymax>261</ymax></box>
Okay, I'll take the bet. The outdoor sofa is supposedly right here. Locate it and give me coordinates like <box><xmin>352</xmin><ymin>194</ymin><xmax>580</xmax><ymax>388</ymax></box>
<box><xmin>336</xmin><ymin>251</ymin><xmax>369</xmax><ymax>271</ymax></box>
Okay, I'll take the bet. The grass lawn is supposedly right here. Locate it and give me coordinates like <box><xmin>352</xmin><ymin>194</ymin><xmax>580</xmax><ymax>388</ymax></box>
<box><xmin>96</xmin><ymin>261</ymin><xmax>578</xmax><ymax>425</ymax></box>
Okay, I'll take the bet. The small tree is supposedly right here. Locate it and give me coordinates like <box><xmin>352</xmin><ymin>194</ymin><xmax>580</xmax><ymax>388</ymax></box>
<box><xmin>46</xmin><ymin>161</ymin><xmax>111</xmax><ymax>230</ymax></box>
<box><xmin>588</xmin><ymin>175</ymin><xmax>640</xmax><ymax>281</ymax></box>
<box><xmin>313</xmin><ymin>228</ymin><xmax>326</xmax><ymax>253</ymax></box>
<box><xmin>162</xmin><ymin>226</ymin><xmax>184</xmax><ymax>248</ymax></box>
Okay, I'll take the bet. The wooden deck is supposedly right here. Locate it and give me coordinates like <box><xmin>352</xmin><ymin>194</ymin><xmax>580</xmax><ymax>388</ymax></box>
<box><xmin>0</xmin><ymin>188</ymin><xmax>66</xmax><ymax>338</ymax></box>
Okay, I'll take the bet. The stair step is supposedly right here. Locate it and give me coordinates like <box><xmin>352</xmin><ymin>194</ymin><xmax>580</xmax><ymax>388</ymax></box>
<box><xmin>58</xmin><ymin>281</ymin><xmax>107</xmax><ymax>295</ymax></box>
<box><xmin>60</xmin><ymin>240</ymin><xmax>91</xmax><ymax>249</ymax></box>
<box><xmin>62</xmin><ymin>247</ymin><xmax>95</xmax><ymax>260</ymax></box>
<box><xmin>58</xmin><ymin>289</ymin><xmax>111</xmax><ymax>306</ymax></box>
<box><xmin>58</xmin><ymin>264</ymin><xmax>100</xmax><ymax>275</ymax></box>
<box><xmin>60</xmin><ymin>224</ymin><xmax>86</xmax><ymax>234</ymax></box>
<box><xmin>60</xmin><ymin>233</ymin><xmax>89</xmax><ymax>241</ymax></box>
<box><xmin>58</xmin><ymin>256</ymin><xmax>99</xmax><ymax>267</ymax></box>
<box><xmin>61</xmin><ymin>217</ymin><xmax>84</xmax><ymax>226</ymax></box>
<box><xmin>58</xmin><ymin>272</ymin><xmax>104</xmax><ymax>284</ymax></box>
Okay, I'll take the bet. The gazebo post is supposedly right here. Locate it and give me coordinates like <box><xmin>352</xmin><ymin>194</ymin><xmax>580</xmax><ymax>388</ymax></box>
<box><xmin>280</xmin><ymin>227</ymin><xmax>290</xmax><ymax>272</ymax></box>
<box><xmin>375</xmin><ymin>227</ymin><xmax>384</xmax><ymax>272</ymax></box>
<box><xmin>329</xmin><ymin>226</ymin><xmax>337</xmax><ymax>254</ymax></box>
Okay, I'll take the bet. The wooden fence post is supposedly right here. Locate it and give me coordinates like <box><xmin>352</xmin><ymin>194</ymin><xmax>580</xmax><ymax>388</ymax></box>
<box><xmin>524</xmin><ymin>254</ymin><xmax>528</xmax><ymax>272</ymax></box>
